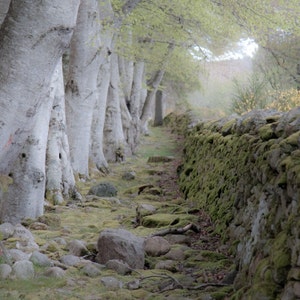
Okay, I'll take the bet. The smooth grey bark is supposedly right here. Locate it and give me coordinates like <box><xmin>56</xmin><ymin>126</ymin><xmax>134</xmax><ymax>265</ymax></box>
<box><xmin>127</xmin><ymin>61</ymin><xmax>145</xmax><ymax>153</ymax></box>
<box><xmin>0</xmin><ymin>0</ymin><xmax>80</xmax><ymax>174</ymax></box>
<box><xmin>46</xmin><ymin>59</ymin><xmax>79</xmax><ymax>204</ymax></box>
<box><xmin>119</xmin><ymin>51</ymin><xmax>134</xmax><ymax>106</ymax></box>
<box><xmin>0</xmin><ymin>96</ymin><xmax>52</xmax><ymax>224</ymax></box>
<box><xmin>103</xmin><ymin>48</ymin><xmax>127</xmax><ymax>162</ymax></box>
<box><xmin>90</xmin><ymin>0</ymin><xmax>114</xmax><ymax>173</ymax></box>
<box><xmin>0</xmin><ymin>0</ymin><xmax>10</xmax><ymax>25</ymax></box>
<box><xmin>140</xmin><ymin>69</ymin><xmax>166</xmax><ymax>134</ymax></box>
<box><xmin>91</xmin><ymin>61</ymin><xmax>111</xmax><ymax>173</ymax></box>
<box><xmin>101</xmin><ymin>0</ymin><xmax>144</xmax><ymax>161</ymax></box>
<box><xmin>140</xmin><ymin>43</ymin><xmax>174</xmax><ymax>134</ymax></box>
<box><xmin>153</xmin><ymin>89</ymin><xmax>164</xmax><ymax>126</ymax></box>
<box><xmin>65</xmin><ymin>0</ymin><xmax>103</xmax><ymax>177</ymax></box>
<box><xmin>0</xmin><ymin>1</ymin><xmax>80</xmax><ymax>223</ymax></box>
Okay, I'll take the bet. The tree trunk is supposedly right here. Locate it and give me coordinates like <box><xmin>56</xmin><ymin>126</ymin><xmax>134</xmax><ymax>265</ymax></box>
<box><xmin>127</xmin><ymin>61</ymin><xmax>145</xmax><ymax>153</ymax></box>
<box><xmin>90</xmin><ymin>0</ymin><xmax>114</xmax><ymax>173</ymax></box>
<box><xmin>0</xmin><ymin>0</ymin><xmax>10</xmax><ymax>25</ymax></box>
<box><xmin>153</xmin><ymin>89</ymin><xmax>164</xmax><ymax>126</ymax></box>
<box><xmin>103</xmin><ymin>48</ymin><xmax>127</xmax><ymax>162</ymax></box>
<box><xmin>90</xmin><ymin>50</ymin><xmax>112</xmax><ymax>173</ymax></box>
<box><xmin>119</xmin><ymin>51</ymin><xmax>134</xmax><ymax>107</ymax></box>
<box><xmin>65</xmin><ymin>0</ymin><xmax>102</xmax><ymax>177</ymax></box>
<box><xmin>140</xmin><ymin>69</ymin><xmax>166</xmax><ymax>134</ymax></box>
<box><xmin>140</xmin><ymin>43</ymin><xmax>174</xmax><ymax>135</ymax></box>
<box><xmin>46</xmin><ymin>59</ymin><xmax>80</xmax><ymax>204</ymax></box>
<box><xmin>0</xmin><ymin>94</ymin><xmax>53</xmax><ymax>224</ymax></box>
<box><xmin>0</xmin><ymin>0</ymin><xmax>80</xmax><ymax>174</ymax></box>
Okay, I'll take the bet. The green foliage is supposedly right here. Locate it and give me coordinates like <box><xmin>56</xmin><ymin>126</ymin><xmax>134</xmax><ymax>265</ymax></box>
<box><xmin>111</xmin><ymin>0</ymin><xmax>300</xmax><ymax>111</ymax></box>
<box><xmin>220</xmin><ymin>0</ymin><xmax>300</xmax><ymax>43</ymax></box>
<box><xmin>230</xmin><ymin>73</ymin><xmax>267</xmax><ymax>114</ymax></box>
<box><xmin>113</xmin><ymin>0</ymin><xmax>242</xmax><ymax>102</ymax></box>
<box><xmin>230</xmin><ymin>74</ymin><xmax>300</xmax><ymax>115</ymax></box>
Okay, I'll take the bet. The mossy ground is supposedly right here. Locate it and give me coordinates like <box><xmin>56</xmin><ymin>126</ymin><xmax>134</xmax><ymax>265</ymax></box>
<box><xmin>0</xmin><ymin>126</ymin><xmax>235</xmax><ymax>300</ymax></box>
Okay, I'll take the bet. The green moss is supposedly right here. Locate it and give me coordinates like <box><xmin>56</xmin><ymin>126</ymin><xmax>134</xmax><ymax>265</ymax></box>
<box><xmin>206</xmin><ymin>132</ymin><xmax>222</xmax><ymax>144</ymax></box>
<box><xmin>211</xmin><ymin>286</ymin><xmax>234</xmax><ymax>300</ymax></box>
<box><xmin>253</xmin><ymin>258</ymin><xmax>272</xmax><ymax>283</ymax></box>
<box><xmin>0</xmin><ymin>175</ymin><xmax>13</xmax><ymax>193</ymax></box>
<box><xmin>284</xmin><ymin>131</ymin><xmax>300</xmax><ymax>146</ymax></box>
<box><xmin>275</xmin><ymin>173</ymin><xmax>287</xmax><ymax>188</ymax></box>
<box><xmin>258</xmin><ymin>124</ymin><xmax>276</xmax><ymax>141</ymax></box>
<box><xmin>271</xmin><ymin>232</ymin><xmax>291</xmax><ymax>268</ymax></box>
<box><xmin>141</xmin><ymin>213</ymin><xmax>197</xmax><ymax>228</ymax></box>
<box><xmin>200</xmin><ymin>250</ymin><xmax>228</xmax><ymax>261</ymax></box>
<box><xmin>242</xmin><ymin>282</ymin><xmax>280</xmax><ymax>299</ymax></box>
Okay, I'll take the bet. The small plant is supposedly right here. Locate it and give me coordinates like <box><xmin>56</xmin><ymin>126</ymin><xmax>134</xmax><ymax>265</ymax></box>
<box><xmin>266</xmin><ymin>88</ymin><xmax>300</xmax><ymax>111</ymax></box>
<box><xmin>230</xmin><ymin>74</ymin><xmax>267</xmax><ymax>115</ymax></box>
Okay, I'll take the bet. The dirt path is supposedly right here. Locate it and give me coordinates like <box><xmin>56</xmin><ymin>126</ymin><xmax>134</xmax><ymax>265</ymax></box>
<box><xmin>0</xmin><ymin>126</ymin><xmax>235</xmax><ymax>300</ymax></box>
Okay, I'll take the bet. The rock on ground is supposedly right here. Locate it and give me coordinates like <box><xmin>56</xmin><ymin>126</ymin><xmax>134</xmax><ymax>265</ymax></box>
<box><xmin>145</xmin><ymin>236</ymin><xmax>171</xmax><ymax>257</ymax></box>
<box><xmin>12</xmin><ymin>260</ymin><xmax>34</xmax><ymax>279</ymax></box>
<box><xmin>96</xmin><ymin>229</ymin><xmax>145</xmax><ymax>269</ymax></box>
<box><xmin>88</xmin><ymin>182</ymin><xmax>118</xmax><ymax>197</ymax></box>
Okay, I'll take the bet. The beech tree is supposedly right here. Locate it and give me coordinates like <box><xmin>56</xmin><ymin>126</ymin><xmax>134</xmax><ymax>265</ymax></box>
<box><xmin>65</xmin><ymin>0</ymin><xmax>103</xmax><ymax>177</ymax></box>
<box><xmin>0</xmin><ymin>1</ymin><xmax>80</xmax><ymax>223</ymax></box>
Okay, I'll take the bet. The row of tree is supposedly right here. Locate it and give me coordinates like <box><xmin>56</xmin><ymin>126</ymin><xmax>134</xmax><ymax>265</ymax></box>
<box><xmin>0</xmin><ymin>0</ymin><xmax>299</xmax><ymax>224</ymax></box>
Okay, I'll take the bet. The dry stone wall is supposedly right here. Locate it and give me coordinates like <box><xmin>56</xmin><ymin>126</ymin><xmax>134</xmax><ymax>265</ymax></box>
<box><xmin>177</xmin><ymin>108</ymin><xmax>300</xmax><ymax>298</ymax></box>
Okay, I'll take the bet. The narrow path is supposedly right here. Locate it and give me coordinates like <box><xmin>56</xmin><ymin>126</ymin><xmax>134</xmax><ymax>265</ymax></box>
<box><xmin>1</xmin><ymin>126</ymin><xmax>235</xmax><ymax>299</ymax></box>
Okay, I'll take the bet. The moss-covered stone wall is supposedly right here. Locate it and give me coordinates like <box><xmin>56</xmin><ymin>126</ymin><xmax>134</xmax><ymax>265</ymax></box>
<box><xmin>178</xmin><ymin>108</ymin><xmax>300</xmax><ymax>298</ymax></box>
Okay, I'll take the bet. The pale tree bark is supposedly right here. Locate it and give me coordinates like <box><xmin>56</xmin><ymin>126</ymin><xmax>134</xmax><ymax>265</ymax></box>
<box><xmin>0</xmin><ymin>0</ymin><xmax>80</xmax><ymax>174</ymax></box>
<box><xmin>46</xmin><ymin>59</ymin><xmax>80</xmax><ymax>204</ymax></box>
<box><xmin>0</xmin><ymin>96</ymin><xmax>52</xmax><ymax>224</ymax></box>
<box><xmin>103</xmin><ymin>48</ymin><xmax>127</xmax><ymax>162</ymax></box>
<box><xmin>90</xmin><ymin>0</ymin><xmax>114</xmax><ymax>174</ymax></box>
<box><xmin>102</xmin><ymin>0</ymin><xmax>144</xmax><ymax>161</ymax></box>
<box><xmin>0</xmin><ymin>0</ymin><xmax>10</xmax><ymax>25</ymax></box>
<box><xmin>140</xmin><ymin>43</ymin><xmax>175</xmax><ymax>135</ymax></box>
<box><xmin>127</xmin><ymin>61</ymin><xmax>145</xmax><ymax>153</ymax></box>
<box><xmin>119</xmin><ymin>47</ymin><xmax>134</xmax><ymax>107</ymax></box>
<box><xmin>140</xmin><ymin>69</ymin><xmax>166</xmax><ymax>135</ymax></box>
<box><xmin>120</xmin><ymin>85</ymin><xmax>134</xmax><ymax>154</ymax></box>
<box><xmin>153</xmin><ymin>89</ymin><xmax>164</xmax><ymax>126</ymax></box>
<box><xmin>65</xmin><ymin>0</ymin><xmax>102</xmax><ymax>177</ymax></box>
<box><xmin>91</xmin><ymin>61</ymin><xmax>111</xmax><ymax>173</ymax></box>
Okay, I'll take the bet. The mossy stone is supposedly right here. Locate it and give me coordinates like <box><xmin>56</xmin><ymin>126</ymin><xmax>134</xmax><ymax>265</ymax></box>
<box><xmin>259</xmin><ymin>124</ymin><xmax>276</xmax><ymax>141</ymax></box>
<box><xmin>243</xmin><ymin>282</ymin><xmax>280</xmax><ymax>299</ymax></box>
<box><xmin>253</xmin><ymin>258</ymin><xmax>272</xmax><ymax>283</ymax></box>
<box><xmin>142</xmin><ymin>213</ymin><xmax>196</xmax><ymax>228</ymax></box>
<box><xmin>284</xmin><ymin>131</ymin><xmax>300</xmax><ymax>146</ymax></box>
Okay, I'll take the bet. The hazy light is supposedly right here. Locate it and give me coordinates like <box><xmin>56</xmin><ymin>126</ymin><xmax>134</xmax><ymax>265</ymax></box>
<box><xmin>192</xmin><ymin>38</ymin><xmax>258</xmax><ymax>61</ymax></box>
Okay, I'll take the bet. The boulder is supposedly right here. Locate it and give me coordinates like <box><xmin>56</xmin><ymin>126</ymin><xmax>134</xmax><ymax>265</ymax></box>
<box><xmin>13</xmin><ymin>224</ymin><xmax>39</xmax><ymax>252</ymax></box>
<box><xmin>30</xmin><ymin>251</ymin><xmax>52</xmax><ymax>267</ymax></box>
<box><xmin>44</xmin><ymin>267</ymin><xmax>65</xmax><ymax>278</ymax></box>
<box><xmin>60</xmin><ymin>254</ymin><xmax>81</xmax><ymax>266</ymax></box>
<box><xmin>0</xmin><ymin>264</ymin><xmax>12</xmax><ymax>279</ymax></box>
<box><xmin>106</xmin><ymin>259</ymin><xmax>132</xmax><ymax>275</ymax></box>
<box><xmin>96</xmin><ymin>229</ymin><xmax>144</xmax><ymax>269</ymax></box>
<box><xmin>100</xmin><ymin>276</ymin><xmax>123</xmax><ymax>290</ymax></box>
<box><xmin>12</xmin><ymin>260</ymin><xmax>34</xmax><ymax>279</ymax></box>
<box><xmin>9</xmin><ymin>249</ymin><xmax>30</xmax><ymax>262</ymax></box>
<box><xmin>0</xmin><ymin>223</ymin><xmax>14</xmax><ymax>239</ymax></box>
<box><xmin>145</xmin><ymin>236</ymin><xmax>171</xmax><ymax>257</ymax></box>
<box><xmin>81</xmin><ymin>263</ymin><xmax>102</xmax><ymax>277</ymax></box>
<box><xmin>68</xmin><ymin>239</ymin><xmax>89</xmax><ymax>256</ymax></box>
<box><xmin>122</xmin><ymin>171</ymin><xmax>136</xmax><ymax>181</ymax></box>
<box><xmin>88</xmin><ymin>182</ymin><xmax>117</xmax><ymax>197</ymax></box>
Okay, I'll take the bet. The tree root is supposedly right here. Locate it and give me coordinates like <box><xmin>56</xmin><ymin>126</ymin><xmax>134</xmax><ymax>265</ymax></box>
<box><xmin>149</xmin><ymin>223</ymin><xmax>200</xmax><ymax>237</ymax></box>
<box><xmin>138</xmin><ymin>271</ymin><xmax>230</xmax><ymax>293</ymax></box>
